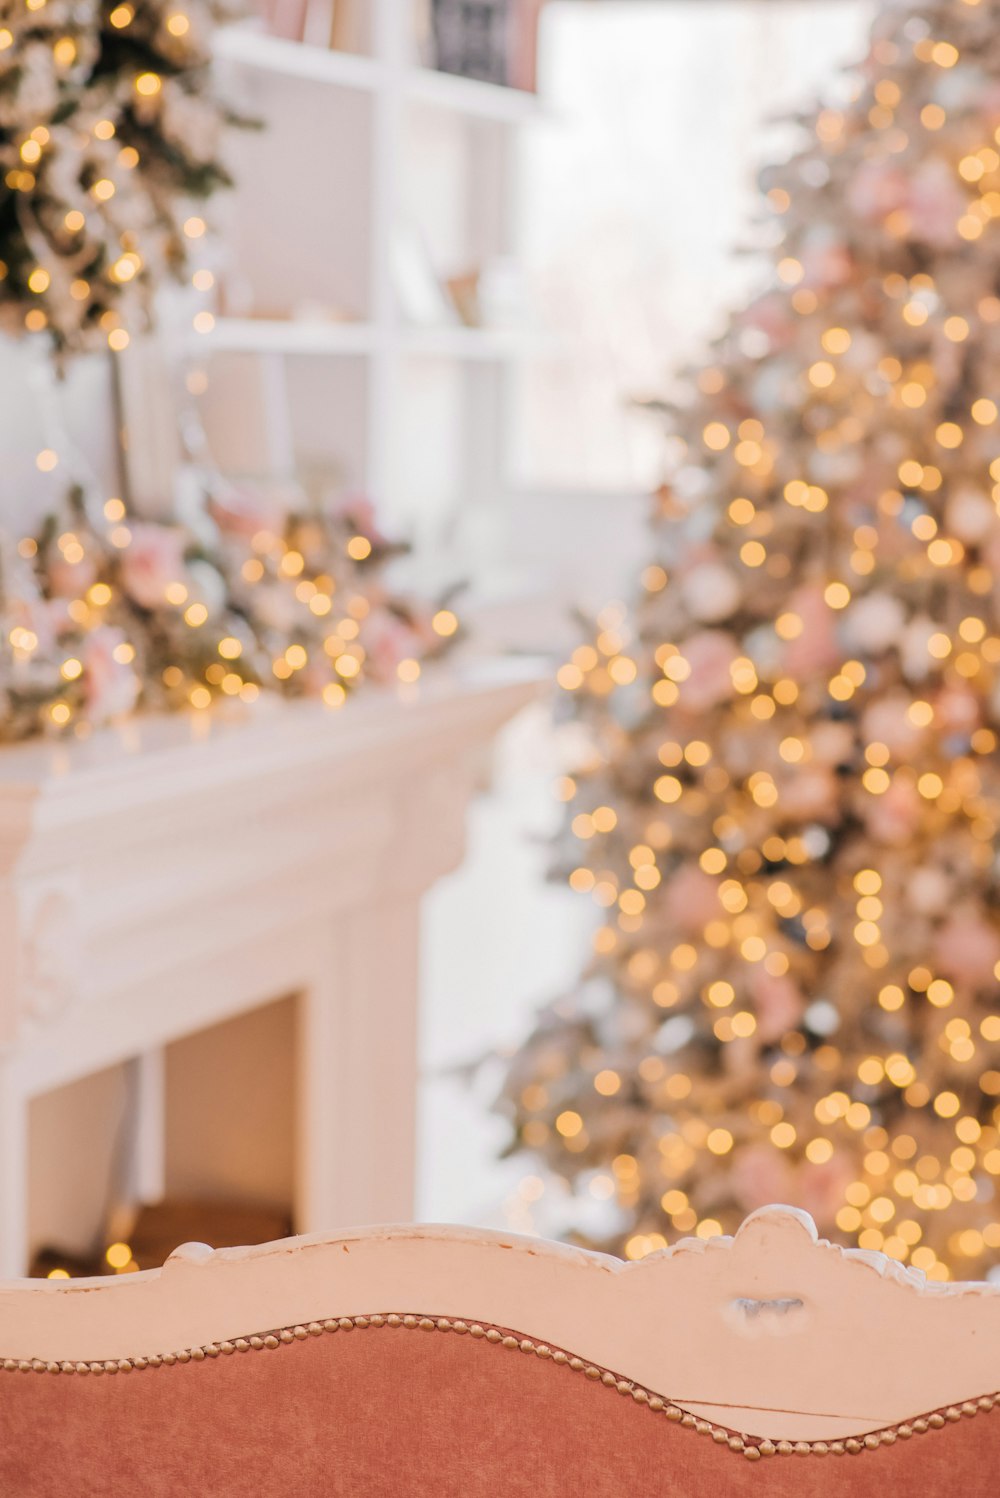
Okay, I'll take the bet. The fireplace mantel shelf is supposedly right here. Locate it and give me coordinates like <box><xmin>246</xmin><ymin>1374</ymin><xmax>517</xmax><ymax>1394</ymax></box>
<box><xmin>0</xmin><ymin>665</ymin><xmax>541</xmax><ymax>1275</ymax></box>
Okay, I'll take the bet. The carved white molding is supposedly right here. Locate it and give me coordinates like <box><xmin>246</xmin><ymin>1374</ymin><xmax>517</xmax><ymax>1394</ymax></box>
<box><xmin>16</xmin><ymin>874</ymin><xmax>86</xmax><ymax>1032</ymax></box>
<box><xmin>0</xmin><ymin>668</ymin><xmax>541</xmax><ymax>1273</ymax></box>
<box><xmin>2</xmin><ymin>1207</ymin><xmax>998</xmax><ymax>1442</ymax></box>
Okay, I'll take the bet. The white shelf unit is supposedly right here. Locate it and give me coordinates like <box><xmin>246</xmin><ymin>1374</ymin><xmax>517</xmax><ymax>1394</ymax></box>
<box><xmin>193</xmin><ymin>2</ymin><xmax>547</xmax><ymax>581</ymax></box>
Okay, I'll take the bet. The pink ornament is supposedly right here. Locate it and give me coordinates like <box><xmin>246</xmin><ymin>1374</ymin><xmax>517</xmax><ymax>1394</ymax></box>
<box><xmin>934</xmin><ymin>915</ymin><xmax>1000</xmax><ymax>986</ymax></box>
<box><xmin>907</xmin><ymin>867</ymin><xmax>951</xmax><ymax>916</ymax></box>
<box><xmin>676</xmin><ymin>630</ymin><xmax>738</xmax><ymax>712</ymax></box>
<box><xmin>863</xmin><ymin>775</ymin><xmax>922</xmax><ymax>846</ymax></box>
<box><xmin>983</xmin><ymin>530</ymin><xmax>1000</xmax><ymax>578</ymax></box>
<box><xmin>810</xmin><ymin>721</ymin><xmax>855</xmax><ymax>766</ymax></box>
<box><xmin>800</xmin><ymin>238</ymin><xmax>852</xmax><ymax>290</ymax></box>
<box><xmin>779</xmin><ymin>767</ymin><xmax>839</xmax><ymax>823</ymax></box>
<box><xmin>739</xmin><ymin>292</ymin><xmax>794</xmax><ymax>351</ymax></box>
<box><xmin>847</xmin><ymin>160</ymin><xmax>909</xmax><ymax>222</ymax></box>
<box><xmin>935</xmin><ymin>687</ymin><xmax>979</xmax><ymax>734</ymax></box>
<box><xmin>907</xmin><ymin>159</ymin><xmax>968</xmax><ymax>248</ymax></box>
<box><xmin>947</xmin><ymin>489</ymin><xmax>994</xmax><ymax>545</ymax></box>
<box><xmin>663</xmin><ymin>866</ymin><xmax>721</xmax><ymax>933</ymax></box>
<box><xmin>732</xmin><ymin>1146</ymin><xmax>793</xmax><ymax>1213</ymax></box>
<box><xmin>751</xmin><ymin>970</ymin><xmax>804</xmax><ymax>1044</ymax></box>
<box><xmin>782</xmin><ymin>586</ymin><xmax>839</xmax><ymax>677</ymax></box>
<box><xmin>861</xmin><ymin>696</ymin><xmax>925</xmax><ymax>757</ymax></box>
<box><xmin>119</xmin><ymin>524</ymin><xmax>188</xmax><ymax>611</ymax></box>
<box><xmin>82</xmin><ymin>627</ymin><xmax>139</xmax><ymax>723</ymax></box>
<box><xmin>798</xmin><ymin>1153</ymin><xmax>854</xmax><ymax>1227</ymax></box>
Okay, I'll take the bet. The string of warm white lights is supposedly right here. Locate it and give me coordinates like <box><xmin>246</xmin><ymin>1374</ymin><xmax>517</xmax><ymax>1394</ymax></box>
<box><xmin>501</xmin><ymin>0</ymin><xmax>1000</xmax><ymax>1280</ymax></box>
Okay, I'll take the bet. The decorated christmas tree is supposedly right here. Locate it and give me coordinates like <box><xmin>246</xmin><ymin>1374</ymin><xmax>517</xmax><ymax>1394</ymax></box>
<box><xmin>0</xmin><ymin>0</ymin><xmax>241</xmax><ymax>350</ymax></box>
<box><xmin>500</xmin><ymin>0</ymin><xmax>1000</xmax><ymax>1282</ymax></box>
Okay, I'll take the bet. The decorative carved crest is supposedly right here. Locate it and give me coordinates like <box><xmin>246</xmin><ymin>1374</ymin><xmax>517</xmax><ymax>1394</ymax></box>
<box><xmin>3</xmin><ymin>1206</ymin><xmax>999</xmax><ymax>1441</ymax></box>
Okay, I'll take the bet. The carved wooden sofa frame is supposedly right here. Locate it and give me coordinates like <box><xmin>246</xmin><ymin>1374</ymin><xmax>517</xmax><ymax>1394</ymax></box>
<box><xmin>2</xmin><ymin>1205</ymin><xmax>998</xmax><ymax>1494</ymax></box>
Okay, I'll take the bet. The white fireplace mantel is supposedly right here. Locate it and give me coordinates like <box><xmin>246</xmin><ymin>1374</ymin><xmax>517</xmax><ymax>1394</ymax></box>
<box><xmin>0</xmin><ymin>666</ymin><xmax>540</xmax><ymax>1275</ymax></box>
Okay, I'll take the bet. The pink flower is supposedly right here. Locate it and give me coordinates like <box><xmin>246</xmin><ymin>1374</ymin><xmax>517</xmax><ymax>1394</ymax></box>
<box><xmin>47</xmin><ymin>555</ymin><xmax>98</xmax><ymax>599</ymax></box>
<box><xmin>751</xmin><ymin>971</ymin><xmax>803</xmax><ymax>1044</ymax></box>
<box><xmin>663</xmin><ymin>866</ymin><xmax>720</xmax><ymax>932</ymax></box>
<box><xmin>361</xmin><ymin>612</ymin><xmax>414</xmax><ymax>682</ymax></box>
<box><xmin>209</xmin><ymin>484</ymin><xmax>295</xmax><ymax>540</ymax></box>
<box><xmin>676</xmin><ymin>630</ymin><xmax>738</xmax><ymax>713</ymax></box>
<box><xmin>934</xmin><ymin>914</ymin><xmax>1000</xmax><ymax>987</ymax></box>
<box><xmin>7</xmin><ymin>593</ymin><xmax>66</xmax><ymax>654</ymax></box>
<box><xmin>82</xmin><ymin>627</ymin><xmax>139</xmax><ymax>722</ymax></box>
<box><xmin>119</xmin><ymin>524</ymin><xmax>188</xmax><ymax>611</ymax></box>
<box><xmin>330</xmin><ymin>491</ymin><xmax>391</xmax><ymax>548</ymax></box>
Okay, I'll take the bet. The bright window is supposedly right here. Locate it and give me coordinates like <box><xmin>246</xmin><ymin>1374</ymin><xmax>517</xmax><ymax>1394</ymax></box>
<box><xmin>512</xmin><ymin>0</ymin><xmax>873</xmax><ymax>493</ymax></box>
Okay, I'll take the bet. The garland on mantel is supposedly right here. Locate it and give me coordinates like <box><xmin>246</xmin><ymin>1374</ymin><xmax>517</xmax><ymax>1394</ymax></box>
<box><xmin>0</xmin><ymin>479</ymin><xmax>460</xmax><ymax>739</ymax></box>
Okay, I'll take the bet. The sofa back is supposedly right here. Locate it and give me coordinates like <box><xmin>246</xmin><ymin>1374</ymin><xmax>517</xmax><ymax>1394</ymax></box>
<box><xmin>2</xmin><ymin>1206</ymin><xmax>999</xmax><ymax>1495</ymax></box>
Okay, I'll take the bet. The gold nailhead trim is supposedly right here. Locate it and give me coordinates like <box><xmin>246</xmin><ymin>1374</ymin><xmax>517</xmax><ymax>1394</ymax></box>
<box><xmin>6</xmin><ymin>1311</ymin><xmax>999</xmax><ymax>1463</ymax></box>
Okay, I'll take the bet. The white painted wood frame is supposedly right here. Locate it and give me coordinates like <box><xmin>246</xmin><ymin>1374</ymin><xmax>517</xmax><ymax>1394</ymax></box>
<box><xmin>2</xmin><ymin>1206</ymin><xmax>999</xmax><ymax>1444</ymax></box>
<box><xmin>0</xmin><ymin>670</ymin><xmax>538</xmax><ymax>1276</ymax></box>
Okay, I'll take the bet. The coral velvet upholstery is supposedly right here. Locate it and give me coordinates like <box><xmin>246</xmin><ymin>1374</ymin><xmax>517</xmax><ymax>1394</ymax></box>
<box><xmin>3</xmin><ymin>1320</ymin><xmax>998</xmax><ymax>1498</ymax></box>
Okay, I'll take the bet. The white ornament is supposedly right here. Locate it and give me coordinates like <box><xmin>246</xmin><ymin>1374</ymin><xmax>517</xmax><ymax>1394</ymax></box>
<box><xmin>681</xmin><ymin>564</ymin><xmax>742</xmax><ymax>623</ymax></box>
<box><xmin>947</xmin><ymin>489</ymin><xmax>995</xmax><ymax>545</ymax></box>
<box><xmin>907</xmin><ymin>867</ymin><xmax>951</xmax><ymax>915</ymax></box>
<box><xmin>901</xmin><ymin>616</ymin><xmax>936</xmax><ymax>681</ymax></box>
<box><xmin>841</xmin><ymin>593</ymin><xmax>906</xmax><ymax>654</ymax></box>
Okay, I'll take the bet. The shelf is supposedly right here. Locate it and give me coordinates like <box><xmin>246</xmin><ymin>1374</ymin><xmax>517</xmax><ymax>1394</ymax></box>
<box><xmin>186</xmin><ymin>318</ymin><xmax>378</xmax><ymax>357</ymax></box>
<box><xmin>215</xmin><ymin>24</ymin><xmax>382</xmax><ymax>92</ymax></box>
<box><xmin>401</xmin><ymin>326</ymin><xmax>554</xmax><ymax>362</ymax></box>
<box><xmin>214</xmin><ymin>27</ymin><xmax>543</xmax><ymax>128</ymax></box>
<box><xmin>405</xmin><ymin>68</ymin><xmax>543</xmax><ymax>125</ymax></box>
